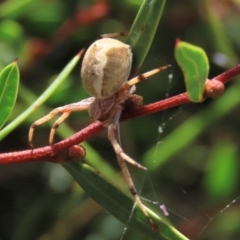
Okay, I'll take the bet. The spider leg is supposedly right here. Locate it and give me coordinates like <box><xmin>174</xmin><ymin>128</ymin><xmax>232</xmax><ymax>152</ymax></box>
<box><xmin>108</xmin><ymin>123</ymin><xmax>158</xmax><ymax>232</ymax></box>
<box><xmin>106</xmin><ymin>104</ymin><xmax>145</xmax><ymax>169</ymax></box>
<box><xmin>108</xmin><ymin>123</ymin><xmax>146</xmax><ymax>170</ymax></box>
<box><xmin>29</xmin><ymin>97</ymin><xmax>94</xmax><ymax>147</ymax></box>
<box><xmin>122</xmin><ymin>65</ymin><xmax>171</xmax><ymax>91</ymax></box>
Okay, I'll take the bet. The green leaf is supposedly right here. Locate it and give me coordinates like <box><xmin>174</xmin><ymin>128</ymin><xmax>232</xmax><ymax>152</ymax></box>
<box><xmin>203</xmin><ymin>141</ymin><xmax>238</xmax><ymax>199</ymax></box>
<box><xmin>0</xmin><ymin>19</ymin><xmax>23</xmax><ymax>42</ymax></box>
<box><xmin>63</xmin><ymin>162</ymin><xmax>189</xmax><ymax>240</ymax></box>
<box><xmin>0</xmin><ymin>60</ymin><xmax>19</xmax><ymax>129</ymax></box>
<box><xmin>0</xmin><ymin>52</ymin><xmax>81</xmax><ymax>140</ymax></box>
<box><xmin>175</xmin><ymin>39</ymin><xmax>209</xmax><ymax>102</ymax></box>
<box><xmin>0</xmin><ymin>0</ymin><xmax>36</xmax><ymax>18</ymax></box>
<box><xmin>126</xmin><ymin>0</ymin><xmax>166</xmax><ymax>75</ymax></box>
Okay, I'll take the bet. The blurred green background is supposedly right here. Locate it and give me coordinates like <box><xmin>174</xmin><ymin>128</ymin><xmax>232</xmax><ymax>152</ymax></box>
<box><xmin>0</xmin><ymin>0</ymin><xmax>240</xmax><ymax>239</ymax></box>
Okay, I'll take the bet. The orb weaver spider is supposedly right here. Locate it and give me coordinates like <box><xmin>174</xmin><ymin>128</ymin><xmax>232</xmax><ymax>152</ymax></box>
<box><xmin>29</xmin><ymin>33</ymin><xmax>170</xmax><ymax>232</ymax></box>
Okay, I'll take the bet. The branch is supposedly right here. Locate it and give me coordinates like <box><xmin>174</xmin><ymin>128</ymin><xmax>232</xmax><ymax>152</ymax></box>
<box><xmin>1</xmin><ymin>64</ymin><xmax>240</xmax><ymax>164</ymax></box>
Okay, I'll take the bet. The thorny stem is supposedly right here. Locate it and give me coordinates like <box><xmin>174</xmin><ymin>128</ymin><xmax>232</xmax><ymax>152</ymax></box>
<box><xmin>0</xmin><ymin>64</ymin><xmax>240</xmax><ymax>164</ymax></box>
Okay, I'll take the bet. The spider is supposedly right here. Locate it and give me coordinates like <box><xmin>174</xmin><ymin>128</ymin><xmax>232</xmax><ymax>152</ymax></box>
<box><xmin>29</xmin><ymin>33</ymin><xmax>169</xmax><ymax>232</ymax></box>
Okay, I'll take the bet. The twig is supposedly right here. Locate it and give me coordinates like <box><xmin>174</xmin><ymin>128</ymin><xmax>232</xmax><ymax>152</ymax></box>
<box><xmin>0</xmin><ymin>64</ymin><xmax>240</xmax><ymax>164</ymax></box>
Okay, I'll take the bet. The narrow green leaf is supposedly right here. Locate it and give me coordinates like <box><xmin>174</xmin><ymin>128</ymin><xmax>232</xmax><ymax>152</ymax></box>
<box><xmin>203</xmin><ymin>141</ymin><xmax>238</xmax><ymax>199</ymax></box>
<box><xmin>175</xmin><ymin>39</ymin><xmax>209</xmax><ymax>102</ymax></box>
<box><xmin>126</xmin><ymin>0</ymin><xmax>166</xmax><ymax>75</ymax></box>
<box><xmin>0</xmin><ymin>60</ymin><xmax>19</xmax><ymax>129</ymax></box>
<box><xmin>0</xmin><ymin>52</ymin><xmax>81</xmax><ymax>140</ymax></box>
<box><xmin>63</xmin><ymin>162</ymin><xmax>189</xmax><ymax>240</ymax></box>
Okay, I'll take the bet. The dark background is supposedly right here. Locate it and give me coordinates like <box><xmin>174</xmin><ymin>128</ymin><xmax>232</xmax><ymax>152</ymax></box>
<box><xmin>0</xmin><ymin>0</ymin><xmax>240</xmax><ymax>239</ymax></box>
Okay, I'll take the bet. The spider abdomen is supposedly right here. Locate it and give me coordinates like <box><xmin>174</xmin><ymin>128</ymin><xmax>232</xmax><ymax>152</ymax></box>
<box><xmin>81</xmin><ymin>38</ymin><xmax>132</xmax><ymax>99</ymax></box>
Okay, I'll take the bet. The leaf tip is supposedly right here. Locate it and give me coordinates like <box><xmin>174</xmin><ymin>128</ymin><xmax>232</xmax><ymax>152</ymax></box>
<box><xmin>175</xmin><ymin>38</ymin><xmax>181</xmax><ymax>46</ymax></box>
<box><xmin>14</xmin><ymin>58</ymin><xmax>18</xmax><ymax>63</ymax></box>
<box><xmin>78</xmin><ymin>49</ymin><xmax>85</xmax><ymax>58</ymax></box>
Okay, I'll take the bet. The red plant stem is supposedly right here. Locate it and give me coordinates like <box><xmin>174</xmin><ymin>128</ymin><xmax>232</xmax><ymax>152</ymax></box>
<box><xmin>123</xmin><ymin>93</ymin><xmax>189</xmax><ymax>120</ymax></box>
<box><xmin>1</xmin><ymin>64</ymin><xmax>240</xmax><ymax>164</ymax></box>
<box><xmin>0</xmin><ymin>123</ymin><xmax>103</xmax><ymax>164</ymax></box>
<box><xmin>214</xmin><ymin>64</ymin><xmax>240</xmax><ymax>84</ymax></box>
<box><xmin>0</xmin><ymin>94</ymin><xmax>190</xmax><ymax>164</ymax></box>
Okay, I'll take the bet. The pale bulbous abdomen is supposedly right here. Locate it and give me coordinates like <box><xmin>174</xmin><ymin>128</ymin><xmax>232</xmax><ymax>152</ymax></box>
<box><xmin>81</xmin><ymin>38</ymin><xmax>132</xmax><ymax>99</ymax></box>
